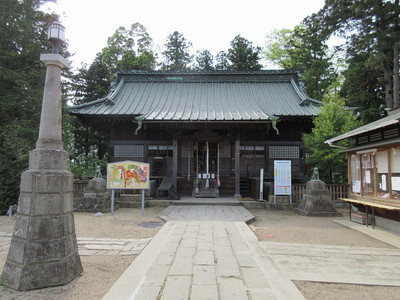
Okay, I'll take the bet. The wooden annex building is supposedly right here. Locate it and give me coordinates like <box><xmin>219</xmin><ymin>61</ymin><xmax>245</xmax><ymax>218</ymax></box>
<box><xmin>70</xmin><ymin>70</ymin><xmax>321</xmax><ymax>199</ymax></box>
<box><xmin>327</xmin><ymin>108</ymin><xmax>400</xmax><ymax>233</ymax></box>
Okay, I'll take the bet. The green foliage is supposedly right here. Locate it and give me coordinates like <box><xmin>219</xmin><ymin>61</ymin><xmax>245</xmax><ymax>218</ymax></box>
<box><xmin>264</xmin><ymin>29</ymin><xmax>294</xmax><ymax>68</ymax></box>
<box><xmin>264</xmin><ymin>23</ymin><xmax>337</xmax><ymax>100</ymax></box>
<box><xmin>316</xmin><ymin>0</ymin><xmax>400</xmax><ymax>118</ymax></box>
<box><xmin>162</xmin><ymin>31</ymin><xmax>193</xmax><ymax>70</ymax></box>
<box><xmin>70</xmin><ymin>54</ymin><xmax>110</xmax><ymax>105</ymax></box>
<box><xmin>195</xmin><ymin>50</ymin><xmax>214</xmax><ymax>70</ymax></box>
<box><xmin>62</xmin><ymin>113</ymin><xmax>109</xmax><ymax>179</ymax></box>
<box><xmin>69</xmin><ymin>145</ymin><xmax>108</xmax><ymax>179</ymax></box>
<box><xmin>340</xmin><ymin>51</ymin><xmax>383</xmax><ymax>123</ymax></box>
<box><xmin>67</xmin><ymin>23</ymin><xmax>156</xmax><ymax>181</ymax></box>
<box><xmin>101</xmin><ymin>23</ymin><xmax>156</xmax><ymax>73</ymax></box>
<box><xmin>215</xmin><ymin>51</ymin><xmax>230</xmax><ymax>70</ymax></box>
<box><xmin>303</xmin><ymin>93</ymin><xmax>360</xmax><ymax>183</ymax></box>
<box><xmin>227</xmin><ymin>35</ymin><xmax>262</xmax><ymax>71</ymax></box>
<box><xmin>0</xmin><ymin>0</ymin><xmax>58</xmax><ymax>213</ymax></box>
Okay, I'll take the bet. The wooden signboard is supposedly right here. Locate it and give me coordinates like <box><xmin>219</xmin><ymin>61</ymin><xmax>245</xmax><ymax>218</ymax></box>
<box><xmin>107</xmin><ymin>161</ymin><xmax>150</xmax><ymax>190</ymax></box>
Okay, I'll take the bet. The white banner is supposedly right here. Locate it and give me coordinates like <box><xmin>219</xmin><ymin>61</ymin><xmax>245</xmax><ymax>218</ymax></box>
<box><xmin>274</xmin><ymin>160</ymin><xmax>292</xmax><ymax>195</ymax></box>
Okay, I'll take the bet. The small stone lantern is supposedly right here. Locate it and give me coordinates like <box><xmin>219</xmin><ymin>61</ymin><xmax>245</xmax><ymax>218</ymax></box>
<box><xmin>48</xmin><ymin>22</ymin><xmax>65</xmax><ymax>54</ymax></box>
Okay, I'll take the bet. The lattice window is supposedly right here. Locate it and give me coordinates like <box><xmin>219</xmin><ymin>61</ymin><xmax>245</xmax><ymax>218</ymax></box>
<box><xmin>269</xmin><ymin>146</ymin><xmax>299</xmax><ymax>159</ymax></box>
<box><xmin>219</xmin><ymin>142</ymin><xmax>231</xmax><ymax>158</ymax></box>
<box><xmin>114</xmin><ymin>145</ymin><xmax>144</xmax><ymax>158</ymax></box>
<box><xmin>181</xmin><ymin>142</ymin><xmax>193</xmax><ymax>158</ymax></box>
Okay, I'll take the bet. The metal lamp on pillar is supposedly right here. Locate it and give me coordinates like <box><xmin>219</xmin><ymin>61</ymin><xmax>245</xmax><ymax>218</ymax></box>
<box><xmin>1</xmin><ymin>22</ymin><xmax>83</xmax><ymax>291</ymax></box>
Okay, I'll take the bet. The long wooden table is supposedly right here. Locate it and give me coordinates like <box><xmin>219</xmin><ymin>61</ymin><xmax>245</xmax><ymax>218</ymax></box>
<box><xmin>339</xmin><ymin>198</ymin><xmax>400</xmax><ymax>229</ymax></box>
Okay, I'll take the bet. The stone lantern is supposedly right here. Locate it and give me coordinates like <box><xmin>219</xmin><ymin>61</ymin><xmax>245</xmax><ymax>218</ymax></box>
<box><xmin>1</xmin><ymin>22</ymin><xmax>83</xmax><ymax>291</ymax></box>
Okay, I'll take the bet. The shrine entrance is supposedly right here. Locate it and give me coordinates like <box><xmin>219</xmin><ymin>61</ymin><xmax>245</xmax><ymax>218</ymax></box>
<box><xmin>192</xmin><ymin>142</ymin><xmax>220</xmax><ymax>197</ymax></box>
<box><xmin>179</xmin><ymin>136</ymin><xmax>233</xmax><ymax>197</ymax></box>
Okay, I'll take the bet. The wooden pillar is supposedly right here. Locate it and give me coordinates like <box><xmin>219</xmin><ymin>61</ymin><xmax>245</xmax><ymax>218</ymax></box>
<box><xmin>172</xmin><ymin>135</ymin><xmax>178</xmax><ymax>192</ymax></box>
<box><xmin>234</xmin><ymin>135</ymin><xmax>242</xmax><ymax>198</ymax></box>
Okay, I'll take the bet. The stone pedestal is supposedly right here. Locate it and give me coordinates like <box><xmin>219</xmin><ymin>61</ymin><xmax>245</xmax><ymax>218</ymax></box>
<box><xmin>1</xmin><ymin>149</ymin><xmax>83</xmax><ymax>290</ymax></box>
<box><xmin>1</xmin><ymin>54</ymin><xmax>83</xmax><ymax>290</ymax></box>
<box><xmin>75</xmin><ymin>178</ymin><xmax>110</xmax><ymax>212</ymax></box>
<box><xmin>295</xmin><ymin>180</ymin><xmax>342</xmax><ymax>217</ymax></box>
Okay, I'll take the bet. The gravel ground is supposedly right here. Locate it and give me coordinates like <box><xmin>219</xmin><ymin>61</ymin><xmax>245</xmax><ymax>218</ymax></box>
<box><xmin>0</xmin><ymin>207</ymin><xmax>164</xmax><ymax>300</ymax></box>
<box><xmin>0</xmin><ymin>207</ymin><xmax>399</xmax><ymax>299</ymax></box>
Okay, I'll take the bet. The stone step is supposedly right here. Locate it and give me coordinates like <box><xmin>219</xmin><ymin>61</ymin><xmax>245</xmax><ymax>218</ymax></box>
<box><xmin>194</xmin><ymin>188</ymin><xmax>219</xmax><ymax>198</ymax></box>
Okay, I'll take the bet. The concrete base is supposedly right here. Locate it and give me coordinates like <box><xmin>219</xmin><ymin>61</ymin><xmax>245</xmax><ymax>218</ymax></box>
<box><xmin>375</xmin><ymin>216</ymin><xmax>400</xmax><ymax>234</ymax></box>
<box><xmin>1</xmin><ymin>149</ymin><xmax>83</xmax><ymax>291</ymax></box>
<box><xmin>266</xmin><ymin>203</ymin><xmax>297</xmax><ymax>211</ymax></box>
<box><xmin>268</xmin><ymin>195</ymin><xmax>291</xmax><ymax>204</ymax></box>
<box><xmin>295</xmin><ymin>180</ymin><xmax>342</xmax><ymax>217</ymax></box>
<box><xmin>75</xmin><ymin>178</ymin><xmax>110</xmax><ymax>212</ymax></box>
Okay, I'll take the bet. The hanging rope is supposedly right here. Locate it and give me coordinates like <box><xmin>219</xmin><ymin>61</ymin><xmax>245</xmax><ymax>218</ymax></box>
<box><xmin>187</xmin><ymin>143</ymin><xmax>191</xmax><ymax>181</ymax></box>
<box><xmin>216</xmin><ymin>142</ymin><xmax>221</xmax><ymax>188</ymax></box>
<box><xmin>195</xmin><ymin>142</ymin><xmax>199</xmax><ymax>194</ymax></box>
<box><xmin>205</xmin><ymin>141</ymin><xmax>210</xmax><ymax>189</ymax></box>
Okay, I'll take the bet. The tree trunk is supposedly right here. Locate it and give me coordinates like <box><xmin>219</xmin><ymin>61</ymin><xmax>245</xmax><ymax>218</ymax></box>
<box><xmin>384</xmin><ymin>68</ymin><xmax>393</xmax><ymax>109</ymax></box>
<box><xmin>393</xmin><ymin>0</ymin><xmax>400</xmax><ymax>108</ymax></box>
<box><xmin>394</xmin><ymin>47</ymin><xmax>399</xmax><ymax>108</ymax></box>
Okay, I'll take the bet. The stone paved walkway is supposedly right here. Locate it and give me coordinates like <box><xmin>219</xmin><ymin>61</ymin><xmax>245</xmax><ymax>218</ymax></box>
<box><xmin>102</xmin><ymin>221</ymin><xmax>305</xmax><ymax>300</ymax></box>
<box><xmin>158</xmin><ymin>204</ymin><xmax>255</xmax><ymax>223</ymax></box>
<box><xmin>77</xmin><ymin>237</ymin><xmax>152</xmax><ymax>256</ymax></box>
<box><xmin>0</xmin><ymin>233</ymin><xmax>152</xmax><ymax>257</ymax></box>
<box><xmin>261</xmin><ymin>241</ymin><xmax>400</xmax><ymax>286</ymax></box>
<box><xmin>3</xmin><ymin>205</ymin><xmax>400</xmax><ymax>299</ymax></box>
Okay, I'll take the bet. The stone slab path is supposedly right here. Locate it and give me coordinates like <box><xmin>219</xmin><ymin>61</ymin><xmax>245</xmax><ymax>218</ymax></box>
<box><xmin>3</xmin><ymin>205</ymin><xmax>400</xmax><ymax>299</ymax></box>
<box><xmin>102</xmin><ymin>221</ymin><xmax>305</xmax><ymax>300</ymax></box>
<box><xmin>158</xmin><ymin>204</ymin><xmax>255</xmax><ymax>223</ymax></box>
<box><xmin>0</xmin><ymin>233</ymin><xmax>152</xmax><ymax>257</ymax></box>
<box><xmin>261</xmin><ymin>241</ymin><xmax>400</xmax><ymax>286</ymax></box>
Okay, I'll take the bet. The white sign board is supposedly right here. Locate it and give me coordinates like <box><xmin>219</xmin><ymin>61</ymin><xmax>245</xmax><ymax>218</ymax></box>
<box><xmin>274</xmin><ymin>160</ymin><xmax>292</xmax><ymax>195</ymax></box>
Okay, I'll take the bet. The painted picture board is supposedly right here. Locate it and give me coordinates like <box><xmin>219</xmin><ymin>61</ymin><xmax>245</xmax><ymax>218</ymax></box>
<box><xmin>107</xmin><ymin>161</ymin><xmax>150</xmax><ymax>189</ymax></box>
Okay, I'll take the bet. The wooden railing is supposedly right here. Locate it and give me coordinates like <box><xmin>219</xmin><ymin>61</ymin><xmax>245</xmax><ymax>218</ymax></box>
<box><xmin>74</xmin><ymin>179</ymin><xmax>349</xmax><ymax>205</ymax></box>
<box><xmin>292</xmin><ymin>183</ymin><xmax>348</xmax><ymax>204</ymax></box>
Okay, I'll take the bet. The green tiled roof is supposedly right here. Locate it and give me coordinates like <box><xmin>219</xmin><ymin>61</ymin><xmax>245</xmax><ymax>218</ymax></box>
<box><xmin>69</xmin><ymin>70</ymin><xmax>321</xmax><ymax>121</ymax></box>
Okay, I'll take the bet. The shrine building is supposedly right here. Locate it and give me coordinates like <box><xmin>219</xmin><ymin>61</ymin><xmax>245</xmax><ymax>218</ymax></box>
<box><xmin>326</xmin><ymin>108</ymin><xmax>400</xmax><ymax>232</ymax></box>
<box><xmin>69</xmin><ymin>70</ymin><xmax>321</xmax><ymax>198</ymax></box>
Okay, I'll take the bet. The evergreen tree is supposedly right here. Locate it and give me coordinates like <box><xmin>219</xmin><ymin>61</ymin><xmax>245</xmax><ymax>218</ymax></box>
<box><xmin>340</xmin><ymin>51</ymin><xmax>382</xmax><ymax>124</ymax></box>
<box><xmin>316</xmin><ymin>0</ymin><xmax>400</xmax><ymax>121</ymax></box>
<box><xmin>195</xmin><ymin>50</ymin><xmax>214</xmax><ymax>71</ymax></box>
<box><xmin>162</xmin><ymin>31</ymin><xmax>193</xmax><ymax>70</ymax></box>
<box><xmin>215</xmin><ymin>51</ymin><xmax>230</xmax><ymax>70</ymax></box>
<box><xmin>71</xmin><ymin>54</ymin><xmax>110</xmax><ymax>105</ymax></box>
<box><xmin>227</xmin><ymin>35</ymin><xmax>262</xmax><ymax>70</ymax></box>
<box><xmin>0</xmin><ymin>0</ymin><xmax>59</xmax><ymax>212</ymax></box>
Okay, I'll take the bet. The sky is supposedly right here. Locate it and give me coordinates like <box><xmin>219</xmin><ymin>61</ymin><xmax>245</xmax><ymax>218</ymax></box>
<box><xmin>42</xmin><ymin>0</ymin><xmax>326</xmax><ymax>69</ymax></box>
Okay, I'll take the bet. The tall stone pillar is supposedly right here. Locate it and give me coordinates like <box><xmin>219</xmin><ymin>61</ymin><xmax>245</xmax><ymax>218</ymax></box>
<box><xmin>1</xmin><ymin>54</ymin><xmax>83</xmax><ymax>291</ymax></box>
